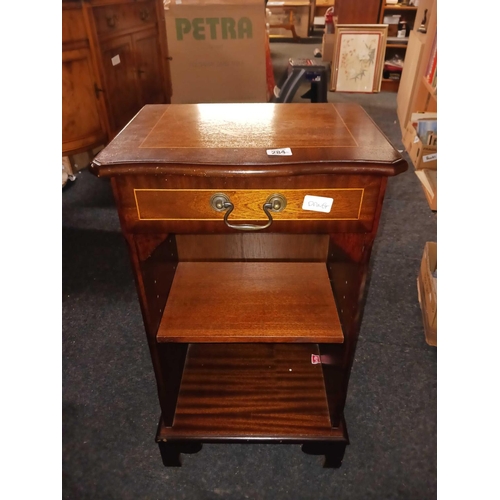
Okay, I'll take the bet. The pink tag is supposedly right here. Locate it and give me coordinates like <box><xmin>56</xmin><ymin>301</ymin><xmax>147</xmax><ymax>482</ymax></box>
<box><xmin>311</xmin><ymin>354</ymin><xmax>321</xmax><ymax>364</ymax></box>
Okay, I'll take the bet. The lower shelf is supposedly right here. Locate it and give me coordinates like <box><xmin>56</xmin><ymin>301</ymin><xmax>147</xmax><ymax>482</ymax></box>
<box><xmin>157</xmin><ymin>343</ymin><xmax>344</xmax><ymax>441</ymax></box>
<box><xmin>157</xmin><ymin>262</ymin><xmax>344</xmax><ymax>343</ymax></box>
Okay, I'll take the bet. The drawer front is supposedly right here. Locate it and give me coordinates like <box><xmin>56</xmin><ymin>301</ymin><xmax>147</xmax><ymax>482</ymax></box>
<box><xmin>94</xmin><ymin>2</ymin><xmax>156</xmax><ymax>36</ymax></box>
<box><xmin>134</xmin><ymin>188</ymin><xmax>364</xmax><ymax>222</ymax></box>
<box><xmin>113</xmin><ymin>174</ymin><xmax>384</xmax><ymax>234</ymax></box>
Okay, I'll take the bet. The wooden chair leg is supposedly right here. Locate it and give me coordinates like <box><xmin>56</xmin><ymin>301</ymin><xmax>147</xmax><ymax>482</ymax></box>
<box><xmin>290</xmin><ymin>25</ymin><xmax>301</xmax><ymax>41</ymax></box>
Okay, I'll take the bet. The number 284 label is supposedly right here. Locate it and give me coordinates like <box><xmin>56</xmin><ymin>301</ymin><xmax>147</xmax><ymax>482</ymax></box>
<box><xmin>266</xmin><ymin>148</ymin><xmax>292</xmax><ymax>156</ymax></box>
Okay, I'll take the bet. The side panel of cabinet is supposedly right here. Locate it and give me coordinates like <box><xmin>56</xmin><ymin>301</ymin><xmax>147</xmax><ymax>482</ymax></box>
<box><xmin>155</xmin><ymin>0</ymin><xmax>172</xmax><ymax>101</ymax></box>
<box><xmin>62</xmin><ymin>5</ymin><xmax>88</xmax><ymax>45</ymax></box>
<box><xmin>396</xmin><ymin>0</ymin><xmax>437</xmax><ymax>132</ymax></box>
<box><xmin>334</xmin><ymin>0</ymin><xmax>380</xmax><ymax>24</ymax></box>
<box><xmin>396</xmin><ymin>32</ymin><xmax>424</xmax><ymax>132</ymax></box>
<box><xmin>62</xmin><ymin>47</ymin><xmax>108</xmax><ymax>155</ymax></box>
<box><xmin>100</xmin><ymin>35</ymin><xmax>141</xmax><ymax>134</ymax></box>
<box><xmin>133</xmin><ymin>28</ymin><xmax>165</xmax><ymax>106</ymax></box>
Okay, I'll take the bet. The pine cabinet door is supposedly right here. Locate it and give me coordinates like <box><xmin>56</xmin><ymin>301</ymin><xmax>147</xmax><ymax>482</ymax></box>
<box><xmin>62</xmin><ymin>47</ymin><xmax>107</xmax><ymax>155</ymax></box>
<box><xmin>100</xmin><ymin>35</ymin><xmax>141</xmax><ymax>134</ymax></box>
<box><xmin>133</xmin><ymin>28</ymin><xmax>165</xmax><ymax>107</ymax></box>
<box><xmin>334</xmin><ymin>0</ymin><xmax>380</xmax><ymax>24</ymax></box>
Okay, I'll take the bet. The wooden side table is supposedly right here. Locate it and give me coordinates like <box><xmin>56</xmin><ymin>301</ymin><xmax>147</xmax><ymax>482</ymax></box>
<box><xmin>90</xmin><ymin>103</ymin><xmax>407</xmax><ymax>468</ymax></box>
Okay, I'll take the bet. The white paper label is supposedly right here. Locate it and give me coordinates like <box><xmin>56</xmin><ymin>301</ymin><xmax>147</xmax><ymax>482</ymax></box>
<box><xmin>302</xmin><ymin>195</ymin><xmax>334</xmax><ymax>213</ymax></box>
<box><xmin>413</xmin><ymin>135</ymin><xmax>420</xmax><ymax>144</ymax></box>
<box><xmin>111</xmin><ymin>55</ymin><xmax>121</xmax><ymax>66</ymax></box>
<box><xmin>423</xmin><ymin>153</ymin><xmax>437</xmax><ymax>163</ymax></box>
<box><xmin>266</xmin><ymin>147</ymin><xmax>292</xmax><ymax>156</ymax></box>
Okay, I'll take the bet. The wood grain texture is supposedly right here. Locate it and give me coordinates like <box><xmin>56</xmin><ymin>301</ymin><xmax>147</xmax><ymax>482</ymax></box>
<box><xmin>62</xmin><ymin>4</ymin><xmax>88</xmax><ymax>45</ymax></box>
<box><xmin>119</xmin><ymin>231</ymin><xmax>180</xmax><ymax>423</ymax></box>
<box><xmin>157</xmin><ymin>262</ymin><xmax>344</xmax><ymax>343</ymax></box>
<box><xmin>134</xmin><ymin>188</ymin><xmax>364</xmax><ymax>221</ymax></box>
<box><xmin>62</xmin><ymin>47</ymin><xmax>108</xmax><ymax>153</ymax></box>
<box><xmin>140</xmin><ymin>103</ymin><xmax>358</xmax><ymax>149</ymax></box>
<box><xmin>113</xmin><ymin>173</ymin><xmax>382</xmax><ymax>234</ymax></box>
<box><xmin>334</xmin><ymin>0</ymin><xmax>380</xmax><ymax>24</ymax></box>
<box><xmin>99</xmin><ymin>34</ymin><xmax>141</xmax><ymax>133</ymax></box>
<box><xmin>89</xmin><ymin>99</ymin><xmax>406</xmax><ymax>466</ymax></box>
<box><xmin>84</xmin><ymin>0</ymin><xmax>169</xmax><ymax>138</ymax></box>
<box><xmin>62</xmin><ymin>3</ymin><xmax>109</xmax><ymax>155</ymax></box>
<box><xmin>93</xmin><ymin>1</ymin><xmax>157</xmax><ymax>37</ymax></box>
<box><xmin>133</xmin><ymin>27</ymin><xmax>165</xmax><ymax>106</ymax></box>
<box><xmin>158</xmin><ymin>343</ymin><xmax>346</xmax><ymax>440</ymax></box>
<box><xmin>175</xmin><ymin>234</ymin><xmax>330</xmax><ymax>262</ymax></box>
<box><xmin>90</xmin><ymin>103</ymin><xmax>408</xmax><ymax>176</ymax></box>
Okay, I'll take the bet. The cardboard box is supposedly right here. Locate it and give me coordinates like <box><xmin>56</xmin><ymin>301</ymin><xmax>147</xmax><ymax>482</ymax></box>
<box><xmin>417</xmin><ymin>242</ymin><xmax>437</xmax><ymax>346</ymax></box>
<box><xmin>415</xmin><ymin>169</ymin><xmax>437</xmax><ymax>211</ymax></box>
<box><xmin>164</xmin><ymin>0</ymin><xmax>267</xmax><ymax>104</ymax></box>
<box><xmin>403</xmin><ymin>112</ymin><xmax>437</xmax><ymax>170</ymax></box>
<box><xmin>383</xmin><ymin>15</ymin><xmax>400</xmax><ymax>37</ymax></box>
<box><xmin>321</xmin><ymin>33</ymin><xmax>335</xmax><ymax>62</ymax></box>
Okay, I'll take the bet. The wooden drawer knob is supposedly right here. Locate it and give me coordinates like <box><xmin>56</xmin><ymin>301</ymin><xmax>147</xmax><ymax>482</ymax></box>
<box><xmin>106</xmin><ymin>15</ymin><xmax>118</xmax><ymax>28</ymax></box>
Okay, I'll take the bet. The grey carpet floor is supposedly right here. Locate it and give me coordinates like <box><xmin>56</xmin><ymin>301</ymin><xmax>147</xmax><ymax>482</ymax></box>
<box><xmin>62</xmin><ymin>42</ymin><xmax>437</xmax><ymax>499</ymax></box>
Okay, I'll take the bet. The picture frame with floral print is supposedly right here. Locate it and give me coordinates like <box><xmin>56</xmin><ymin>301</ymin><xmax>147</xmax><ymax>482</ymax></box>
<box><xmin>330</xmin><ymin>24</ymin><xmax>388</xmax><ymax>93</ymax></box>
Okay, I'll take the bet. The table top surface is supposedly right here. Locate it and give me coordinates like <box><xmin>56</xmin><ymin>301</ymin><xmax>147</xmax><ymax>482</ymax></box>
<box><xmin>91</xmin><ymin>103</ymin><xmax>407</xmax><ymax>178</ymax></box>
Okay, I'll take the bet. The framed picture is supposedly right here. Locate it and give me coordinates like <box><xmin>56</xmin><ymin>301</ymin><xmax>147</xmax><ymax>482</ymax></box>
<box><xmin>330</xmin><ymin>24</ymin><xmax>388</xmax><ymax>93</ymax></box>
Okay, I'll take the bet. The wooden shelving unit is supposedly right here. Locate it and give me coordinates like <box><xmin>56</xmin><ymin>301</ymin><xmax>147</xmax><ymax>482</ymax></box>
<box><xmin>396</xmin><ymin>0</ymin><xmax>437</xmax><ymax>211</ymax></box>
<box><xmin>89</xmin><ymin>102</ymin><xmax>408</xmax><ymax>468</ymax></box>
<box><xmin>62</xmin><ymin>0</ymin><xmax>171</xmax><ymax>156</ymax></box>
<box><xmin>396</xmin><ymin>0</ymin><xmax>437</xmax><ymax>132</ymax></box>
<box><xmin>378</xmin><ymin>3</ymin><xmax>418</xmax><ymax>92</ymax></box>
<box><xmin>311</xmin><ymin>0</ymin><xmax>335</xmax><ymax>32</ymax></box>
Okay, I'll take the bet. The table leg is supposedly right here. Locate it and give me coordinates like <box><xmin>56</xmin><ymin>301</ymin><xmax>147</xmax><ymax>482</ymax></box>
<box><xmin>157</xmin><ymin>441</ymin><xmax>203</xmax><ymax>467</ymax></box>
<box><xmin>301</xmin><ymin>441</ymin><xmax>348</xmax><ymax>469</ymax></box>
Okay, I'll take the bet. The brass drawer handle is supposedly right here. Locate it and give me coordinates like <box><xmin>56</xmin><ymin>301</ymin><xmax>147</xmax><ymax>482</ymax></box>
<box><xmin>210</xmin><ymin>193</ymin><xmax>286</xmax><ymax>232</ymax></box>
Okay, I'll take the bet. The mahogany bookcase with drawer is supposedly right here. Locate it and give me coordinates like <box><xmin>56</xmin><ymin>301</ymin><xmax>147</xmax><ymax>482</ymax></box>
<box><xmin>90</xmin><ymin>102</ymin><xmax>407</xmax><ymax>468</ymax></box>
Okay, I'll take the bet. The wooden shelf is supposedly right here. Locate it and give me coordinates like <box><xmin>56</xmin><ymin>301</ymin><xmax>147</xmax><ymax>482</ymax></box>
<box><xmin>379</xmin><ymin>2</ymin><xmax>417</xmax><ymax>93</ymax></box>
<box><xmin>382</xmin><ymin>5</ymin><xmax>417</xmax><ymax>11</ymax></box>
<box><xmin>387</xmin><ymin>36</ymin><xmax>409</xmax><ymax>42</ymax></box>
<box><xmin>157</xmin><ymin>262</ymin><xmax>344</xmax><ymax>343</ymax></box>
<box><xmin>387</xmin><ymin>36</ymin><xmax>409</xmax><ymax>49</ymax></box>
<box><xmin>157</xmin><ymin>343</ymin><xmax>346</xmax><ymax>440</ymax></box>
<box><xmin>387</xmin><ymin>43</ymin><xmax>409</xmax><ymax>49</ymax></box>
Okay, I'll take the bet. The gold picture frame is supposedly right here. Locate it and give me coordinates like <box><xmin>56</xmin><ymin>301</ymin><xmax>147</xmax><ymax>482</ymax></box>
<box><xmin>330</xmin><ymin>24</ymin><xmax>388</xmax><ymax>93</ymax></box>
